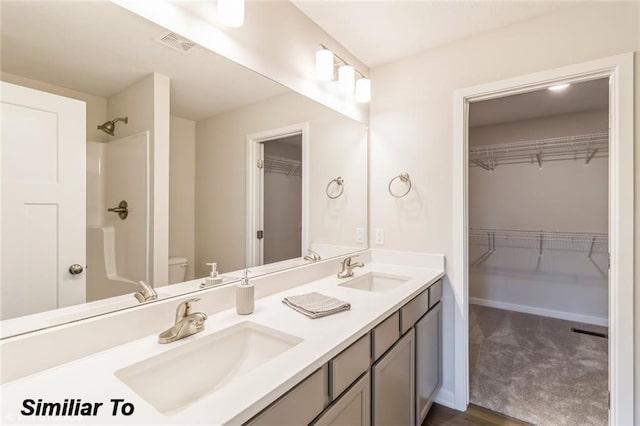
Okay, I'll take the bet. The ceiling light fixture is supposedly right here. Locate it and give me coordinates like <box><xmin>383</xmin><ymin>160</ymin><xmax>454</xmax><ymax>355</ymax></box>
<box><xmin>548</xmin><ymin>83</ymin><xmax>570</xmax><ymax>92</ymax></box>
<box><xmin>217</xmin><ymin>0</ymin><xmax>245</xmax><ymax>28</ymax></box>
<box><xmin>316</xmin><ymin>44</ymin><xmax>370</xmax><ymax>103</ymax></box>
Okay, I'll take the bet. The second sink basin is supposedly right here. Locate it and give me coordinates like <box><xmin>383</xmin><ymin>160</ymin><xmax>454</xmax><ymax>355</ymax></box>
<box><xmin>115</xmin><ymin>321</ymin><xmax>302</xmax><ymax>414</ymax></box>
<box><xmin>339</xmin><ymin>272</ymin><xmax>410</xmax><ymax>292</ymax></box>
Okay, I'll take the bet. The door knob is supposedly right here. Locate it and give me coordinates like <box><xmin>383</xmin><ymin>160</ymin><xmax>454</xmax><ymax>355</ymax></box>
<box><xmin>68</xmin><ymin>264</ymin><xmax>84</xmax><ymax>275</ymax></box>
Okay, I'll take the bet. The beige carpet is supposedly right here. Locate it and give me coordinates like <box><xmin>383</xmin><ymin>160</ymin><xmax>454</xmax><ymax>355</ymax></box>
<box><xmin>469</xmin><ymin>305</ymin><xmax>608</xmax><ymax>426</ymax></box>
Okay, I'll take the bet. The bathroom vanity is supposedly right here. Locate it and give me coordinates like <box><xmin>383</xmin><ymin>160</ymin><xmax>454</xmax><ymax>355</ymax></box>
<box><xmin>0</xmin><ymin>250</ymin><xmax>444</xmax><ymax>425</ymax></box>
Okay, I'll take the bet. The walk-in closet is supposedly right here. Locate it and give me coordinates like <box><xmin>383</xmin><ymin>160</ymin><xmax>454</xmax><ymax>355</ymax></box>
<box><xmin>467</xmin><ymin>78</ymin><xmax>609</xmax><ymax>425</ymax></box>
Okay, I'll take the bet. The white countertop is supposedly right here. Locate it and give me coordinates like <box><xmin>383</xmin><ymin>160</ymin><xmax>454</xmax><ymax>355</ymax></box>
<box><xmin>1</xmin><ymin>261</ymin><xmax>444</xmax><ymax>425</ymax></box>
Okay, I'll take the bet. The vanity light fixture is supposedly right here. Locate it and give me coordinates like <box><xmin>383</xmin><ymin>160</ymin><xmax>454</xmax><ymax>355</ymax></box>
<box><xmin>355</xmin><ymin>78</ymin><xmax>371</xmax><ymax>103</ymax></box>
<box><xmin>316</xmin><ymin>49</ymin><xmax>334</xmax><ymax>81</ymax></box>
<box><xmin>218</xmin><ymin>0</ymin><xmax>244</xmax><ymax>28</ymax></box>
<box><xmin>548</xmin><ymin>83</ymin><xmax>570</xmax><ymax>91</ymax></box>
<box><xmin>316</xmin><ymin>44</ymin><xmax>370</xmax><ymax>102</ymax></box>
<box><xmin>338</xmin><ymin>65</ymin><xmax>355</xmax><ymax>93</ymax></box>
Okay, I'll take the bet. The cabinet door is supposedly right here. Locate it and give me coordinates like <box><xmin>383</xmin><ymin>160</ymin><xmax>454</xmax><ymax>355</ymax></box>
<box><xmin>313</xmin><ymin>373</ymin><xmax>370</xmax><ymax>426</ymax></box>
<box><xmin>372</xmin><ymin>329</ymin><xmax>415</xmax><ymax>426</ymax></box>
<box><xmin>247</xmin><ymin>365</ymin><xmax>329</xmax><ymax>426</ymax></box>
<box><xmin>415</xmin><ymin>303</ymin><xmax>442</xmax><ymax>425</ymax></box>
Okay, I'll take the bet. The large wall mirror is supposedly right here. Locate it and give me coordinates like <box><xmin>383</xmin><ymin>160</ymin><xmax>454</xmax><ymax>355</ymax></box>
<box><xmin>0</xmin><ymin>1</ymin><xmax>368</xmax><ymax>338</ymax></box>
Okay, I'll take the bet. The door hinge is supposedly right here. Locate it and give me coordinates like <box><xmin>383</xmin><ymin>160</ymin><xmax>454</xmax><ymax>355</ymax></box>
<box><xmin>608</xmin><ymin>252</ymin><xmax>611</xmax><ymax>269</ymax></box>
<box><xmin>257</xmin><ymin>230</ymin><xmax>264</xmax><ymax>239</ymax></box>
<box><xmin>257</xmin><ymin>159</ymin><xmax>264</xmax><ymax>169</ymax></box>
<box><xmin>608</xmin><ymin>391</ymin><xmax>610</xmax><ymax>409</ymax></box>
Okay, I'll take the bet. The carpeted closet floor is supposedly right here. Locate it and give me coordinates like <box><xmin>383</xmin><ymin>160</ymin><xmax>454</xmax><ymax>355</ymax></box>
<box><xmin>469</xmin><ymin>305</ymin><xmax>608</xmax><ymax>426</ymax></box>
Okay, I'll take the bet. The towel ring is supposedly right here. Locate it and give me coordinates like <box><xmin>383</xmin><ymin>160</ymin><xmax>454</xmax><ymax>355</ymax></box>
<box><xmin>388</xmin><ymin>172</ymin><xmax>412</xmax><ymax>198</ymax></box>
<box><xmin>326</xmin><ymin>176</ymin><xmax>344</xmax><ymax>199</ymax></box>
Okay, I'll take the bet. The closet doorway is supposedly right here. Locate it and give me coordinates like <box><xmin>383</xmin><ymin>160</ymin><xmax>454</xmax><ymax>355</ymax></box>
<box><xmin>246</xmin><ymin>123</ymin><xmax>309</xmax><ymax>268</ymax></box>
<box><xmin>467</xmin><ymin>78</ymin><xmax>609</xmax><ymax>425</ymax></box>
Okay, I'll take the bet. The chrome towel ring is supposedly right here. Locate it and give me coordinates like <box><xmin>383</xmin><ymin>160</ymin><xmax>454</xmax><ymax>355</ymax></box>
<box><xmin>326</xmin><ymin>176</ymin><xmax>344</xmax><ymax>199</ymax></box>
<box><xmin>388</xmin><ymin>172</ymin><xmax>412</xmax><ymax>198</ymax></box>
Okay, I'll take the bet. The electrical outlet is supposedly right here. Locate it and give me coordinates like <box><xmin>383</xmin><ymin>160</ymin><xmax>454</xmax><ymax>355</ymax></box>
<box><xmin>355</xmin><ymin>228</ymin><xmax>365</xmax><ymax>244</ymax></box>
<box><xmin>375</xmin><ymin>228</ymin><xmax>385</xmax><ymax>245</ymax></box>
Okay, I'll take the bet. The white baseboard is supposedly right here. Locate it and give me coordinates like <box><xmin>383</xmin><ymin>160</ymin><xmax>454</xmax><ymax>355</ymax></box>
<box><xmin>470</xmin><ymin>297</ymin><xmax>608</xmax><ymax>327</ymax></box>
<box><xmin>433</xmin><ymin>387</ymin><xmax>456</xmax><ymax>409</ymax></box>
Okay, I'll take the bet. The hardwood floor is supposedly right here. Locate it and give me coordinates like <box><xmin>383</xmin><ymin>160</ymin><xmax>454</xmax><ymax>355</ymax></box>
<box><xmin>422</xmin><ymin>403</ymin><xmax>532</xmax><ymax>426</ymax></box>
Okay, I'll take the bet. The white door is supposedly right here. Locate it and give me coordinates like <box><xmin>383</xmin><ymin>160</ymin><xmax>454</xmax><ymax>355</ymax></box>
<box><xmin>1</xmin><ymin>81</ymin><xmax>86</xmax><ymax>320</ymax></box>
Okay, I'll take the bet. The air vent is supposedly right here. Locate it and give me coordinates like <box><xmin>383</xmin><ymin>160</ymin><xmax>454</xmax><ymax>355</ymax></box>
<box><xmin>571</xmin><ymin>327</ymin><xmax>607</xmax><ymax>338</ymax></box>
<box><xmin>156</xmin><ymin>31</ymin><xmax>197</xmax><ymax>54</ymax></box>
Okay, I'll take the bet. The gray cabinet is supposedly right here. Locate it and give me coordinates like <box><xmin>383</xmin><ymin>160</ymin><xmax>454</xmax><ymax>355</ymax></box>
<box><xmin>372</xmin><ymin>329</ymin><xmax>415</xmax><ymax>426</ymax></box>
<box><xmin>415</xmin><ymin>302</ymin><xmax>442</xmax><ymax>425</ymax></box>
<box><xmin>313</xmin><ymin>373</ymin><xmax>370</xmax><ymax>426</ymax></box>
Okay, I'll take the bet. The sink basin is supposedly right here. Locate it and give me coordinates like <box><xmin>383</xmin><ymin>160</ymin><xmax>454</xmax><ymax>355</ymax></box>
<box><xmin>115</xmin><ymin>322</ymin><xmax>302</xmax><ymax>414</ymax></box>
<box><xmin>339</xmin><ymin>272</ymin><xmax>410</xmax><ymax>292</ymax></box>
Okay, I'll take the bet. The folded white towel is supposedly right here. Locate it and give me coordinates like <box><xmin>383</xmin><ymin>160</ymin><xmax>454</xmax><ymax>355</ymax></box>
<box><xmin>282</xmin><ymin>292</ymin><xmax>350</xmax><ymax>319</ymax></box>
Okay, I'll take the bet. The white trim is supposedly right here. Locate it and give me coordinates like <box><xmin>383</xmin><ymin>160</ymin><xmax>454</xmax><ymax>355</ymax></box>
<box><xmin>433</xmin><ymin>388</ymin><xmax>456</xmax><ymax>409</ymax></box>
<box><xmin>246</xmin><ymin>123</ymin><xmax>309</xmax><ymax>267</ymax></box>
<box><xmin>453</xmin><ymin>53</ymin><xmax>634</xmax><ymax>424</ymax></box>
<box><xmin>469</xmin><ymin>297</ymin><xmax>608</xmax><ymax>327</ymax></box>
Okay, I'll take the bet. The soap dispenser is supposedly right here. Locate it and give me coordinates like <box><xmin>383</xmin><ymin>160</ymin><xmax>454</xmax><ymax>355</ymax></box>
<box><xmin>201</xmin><ymin>262</ymin><xmax>223</xmax><ymax>288</ymax></box>
<box><xmin>236</xmin><ymin>268</ymin><xmax>254</xmax><ymax>315</ymax></box>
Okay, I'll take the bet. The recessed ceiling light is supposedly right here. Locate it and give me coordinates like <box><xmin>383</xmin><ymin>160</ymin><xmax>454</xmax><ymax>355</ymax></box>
<box><xmin>548</xmin><ymin>83</ymin><xmax>570</xmax><ymax>92</ymax></box>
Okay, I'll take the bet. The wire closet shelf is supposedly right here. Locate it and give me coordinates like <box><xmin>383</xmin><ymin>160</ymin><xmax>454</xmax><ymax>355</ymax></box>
<box><xmin>263</xmin><ymin>154</ymin><xmax>301</xmax><ymax>177</ymax></box>
<box><xmin>470</xmin><ymin>228</ymin><xmax>608</xmax><ymax>256</ymax></box>
<box><xmin>469</xmin><ymin>132</ymin><xmax>609</xmax><ymax>170</ymax></box>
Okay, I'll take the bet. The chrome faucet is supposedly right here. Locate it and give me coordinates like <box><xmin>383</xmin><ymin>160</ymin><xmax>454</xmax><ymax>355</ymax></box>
<box><xmin>158</xmin><ymin>298</ymin><xmax>208</xmax><ymax>344</ymax></box>
<box><xmin>337</xmin><ymin>255</ymin><xmax>364</xmax><ymax>278</ymax></box>
<box><xmin>304</xmin><ymin>250</ymin><xmax>322</xmax><ymax>262</ymax></box>
<box><xmin>134</xmin><ymin>280</ymin><xmax>158</xmax><ymax>303</ymax></box>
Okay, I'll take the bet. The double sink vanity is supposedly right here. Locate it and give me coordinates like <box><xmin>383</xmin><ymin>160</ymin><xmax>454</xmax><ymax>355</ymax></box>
<box><xmin>0</xmin><ymin>250</ymin><xmax>444</xmax><ymax>425</ymax></box>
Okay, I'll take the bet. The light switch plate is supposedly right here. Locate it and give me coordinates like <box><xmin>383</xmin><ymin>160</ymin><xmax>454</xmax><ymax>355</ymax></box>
<box><xmin>375</xmin><ymin>228</ymin><xmax>385</xmax><ymax>245</ymax></box>
<box><xmin>356</xmin><ymin>228</ymin><xmax>365</xmax><ymax>243</ymax></box>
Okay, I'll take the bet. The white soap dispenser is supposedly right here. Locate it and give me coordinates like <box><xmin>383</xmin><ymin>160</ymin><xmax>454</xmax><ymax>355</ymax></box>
<box><xmin>202</xmin><ymin>262</ymin><xmax>223</xmax><ymax>288</ymax></box>
<box><xmin>236</xmin><ymin>268</ymin><xmax>254</xmax><ymax>315</ymax></box>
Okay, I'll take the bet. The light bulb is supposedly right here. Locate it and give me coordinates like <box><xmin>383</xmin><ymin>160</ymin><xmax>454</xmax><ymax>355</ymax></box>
<box><xmin>315</xmin><ymin>49</ymin><xmax>334</xmax><ymax>81</ymax></box>
<box><xmin>218</xmin><ymin>0</ymin><xmax>244</xmax><ymax>28</ymax></box>
<box><xmin>355</xmin><ymin>78</ymin><xmax>371</xmax><ymax>103</ymax></box>
<box><xmin>338</xmin><ymin>65</ymin><xmax>355</xmax><ymax>93</ymax></box>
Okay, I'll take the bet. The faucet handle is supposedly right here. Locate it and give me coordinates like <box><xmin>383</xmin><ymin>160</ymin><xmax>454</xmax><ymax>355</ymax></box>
<box><xmin>176</xmin><ymin>298</ymin><xmax>201</xmax><ymax>318</ymax></box>
<box><xmin>342</xmin><ymin>255</ymin><xmax>359</xmax><ymax>265</ymax></box>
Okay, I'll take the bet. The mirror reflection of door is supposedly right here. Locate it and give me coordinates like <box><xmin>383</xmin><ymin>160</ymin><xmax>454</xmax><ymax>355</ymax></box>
<box><xmin>259</xmin><ymin>135</ymin><xmax>303</xmax><ymax>265</ymax></box>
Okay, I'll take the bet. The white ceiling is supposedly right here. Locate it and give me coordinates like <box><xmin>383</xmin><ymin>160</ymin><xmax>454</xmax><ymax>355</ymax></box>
<box><xmin>0</xmin><ymin>1</ymin><xmax>288</xmax><ymax>121</ymax></box>
<box><xmin>469</xmin><ymin>78</ymin><xmax>609</xmax><ymax>127</ymax></box>
<box><xmin>291</xmin><ymin>1</ymin><xmax>575</xmax><ymax>68</ymax></box>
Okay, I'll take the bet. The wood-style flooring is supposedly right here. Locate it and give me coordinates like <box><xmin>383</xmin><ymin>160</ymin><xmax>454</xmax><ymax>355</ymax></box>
<box><xmin>422</xmin><ymin>403</ymin><xmax>532</xmax><ymax>426</ymax></box>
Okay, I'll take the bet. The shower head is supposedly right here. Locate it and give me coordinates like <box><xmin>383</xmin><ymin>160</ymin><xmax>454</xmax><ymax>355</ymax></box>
<box><xmin>97</xmin><ymin>117</ymin><xmax>128</xmax><ymax>136</ymax></box>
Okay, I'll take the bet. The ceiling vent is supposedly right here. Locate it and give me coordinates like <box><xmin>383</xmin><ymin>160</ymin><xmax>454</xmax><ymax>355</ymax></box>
<box><xmin>156</xmin><ymin>31</ymin><xmax>197</xmax><ymax>54</ymax></box>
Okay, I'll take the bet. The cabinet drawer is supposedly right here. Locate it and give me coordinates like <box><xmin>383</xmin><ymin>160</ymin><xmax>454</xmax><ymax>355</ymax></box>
<box><xmin>400</xmin><ymin>290</ymin><xmax>428</xmax><ymax>334</ymax></box>
<box><xmin>330</xmin><ymin>333</ymin><xmax>371</xmax><ymax>399</ymax></box>
<box><xmin>248</xmin><ymin>365</ymin><xmax>329</xmax><ymax>425</ymax></box>
<box><xmin>372</xmin><ymin>312</ymin><xmax>400</xmax><ymax>361</ymax></box>
<box><xmin>429</xmin><ymin>280</ymin><xmax>442</xmax><ymax>308</ymax></box>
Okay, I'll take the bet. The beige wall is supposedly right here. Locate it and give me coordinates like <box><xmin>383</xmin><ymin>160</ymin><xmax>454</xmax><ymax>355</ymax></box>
<box><xmin>369</xmin><ymin>1</ymin><xmax>639</xmax><ymax>408</ymax></box>
<box><xmin>195</xmin><ymin>91</ymin><xmax>367</xmax><ymax>277</ymax></box>
<box><xmin>169</xmin><ymin>115</ymin><xmax>196</xmax><ymax>281</ymax></box>
<box><xmin>469</xmin><ymin>109</ymin><xmax>608</xmax><ymax>322</ymax></box>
